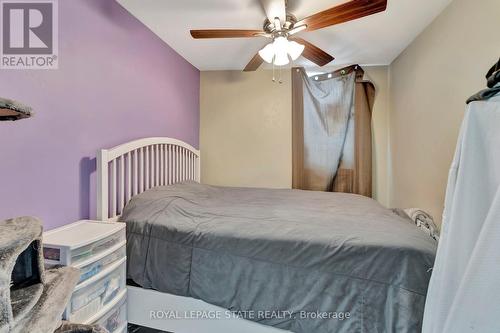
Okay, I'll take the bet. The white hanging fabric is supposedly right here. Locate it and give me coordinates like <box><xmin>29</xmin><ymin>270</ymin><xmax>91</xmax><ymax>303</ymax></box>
<box><xmin>422</xmin><ymin>95</ymin><xmax>500</xmax><ymax>333</ymax></box>
<box><xmin>300</xmin><ymin>70</ymin><xmax>356</xmax><ymax>191</ymax></box>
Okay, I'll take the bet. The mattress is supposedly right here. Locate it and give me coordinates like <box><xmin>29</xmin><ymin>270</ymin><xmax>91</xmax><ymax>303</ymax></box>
<box><xmin>121</xmin><ymin>182</ymin><xmax>437</xmax><ymax>333</ymax></box>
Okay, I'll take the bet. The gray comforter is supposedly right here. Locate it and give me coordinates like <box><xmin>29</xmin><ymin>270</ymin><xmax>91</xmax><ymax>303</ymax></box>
<box><xmin>121</xmin><ymin>182</ymin><xmax>436</xmax><ymax>333</ymax></box>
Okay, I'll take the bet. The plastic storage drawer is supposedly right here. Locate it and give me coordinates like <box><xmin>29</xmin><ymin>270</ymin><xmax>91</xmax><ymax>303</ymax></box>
<box><xmin>77</xmin><ymin>244</ymin><xmax>126</xmax><ymax>284</ymax></box>
<box><xmin>89</xmin><ymin>290</ymin><xmax>127</xmax><ymax>333</ymax></box>
<box><xmin>43</xmin><ymin>220</ymin><xmax>126</xmax><ymax>266</ymax></box>
<box><xmin>65</xmin><ymin>257</ymin><xmax>126</xmax><ymax>323</ymax></box>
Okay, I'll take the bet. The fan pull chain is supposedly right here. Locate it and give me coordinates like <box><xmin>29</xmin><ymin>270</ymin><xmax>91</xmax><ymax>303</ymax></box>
<box><xmin>271</xmin><ymin>59</ymin><xmax>284</xmax><ymax>84</ymax></box>
<box><xmin>272</xmin><ymin>59</ymin><xmax>276</xmax><ymax>83</ymax></box>
<box><xmin>270</xmin><ymin>56</ymin><xmax>285</xmax><ymax>84</ymax></box>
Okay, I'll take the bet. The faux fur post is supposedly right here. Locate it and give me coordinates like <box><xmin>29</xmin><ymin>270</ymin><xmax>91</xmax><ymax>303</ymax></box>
<box><xmin>0</xmin><ymin>217</ymin><xmax>45</xmax><ymax>333</ymax></box>
<box><xmin>12</xmin><ymin>268</ymin><xmax>80</xmax><ymax>333</ymax></box>
<box><xmin>0</xmin><ymin>217</ymin><xmax>81</xmax><ymax>333</ymax></box>
<box><xmin>55</xmin><ymin>322</ymin><xmax>108</xmax><ymax>333</ymax></box>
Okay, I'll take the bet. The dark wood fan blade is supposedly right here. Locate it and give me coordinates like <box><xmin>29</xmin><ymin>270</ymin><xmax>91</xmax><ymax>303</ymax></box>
<box><xmin>289</xmin><ymin>37</ymin><xmax>334</xmax><ymax>66</ymax></box>
<box><xmin>297</xmin><ymin>0</ymin><xmax>387</xmax><ymax>32</ymax></box>
<box><xmin>243</xmin><ymin>53</ymin><xmax>264</xmax><ymax>72</ymax></box>
<box><xmin>259</xmin><ymin>0</ymin><xmax>286</xmax><ymax>23</ymax></box>
<box><xmin>190</xmin><ymin>30</ymin><xmax>266</xmax><ymax>39</ymax></box>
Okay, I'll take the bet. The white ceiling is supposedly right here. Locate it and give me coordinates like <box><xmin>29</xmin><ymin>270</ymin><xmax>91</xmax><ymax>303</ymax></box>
<box><xmin>117</xmin><ymin>0</ymin><xmax>453</xmax><ymax>71</ymax></box>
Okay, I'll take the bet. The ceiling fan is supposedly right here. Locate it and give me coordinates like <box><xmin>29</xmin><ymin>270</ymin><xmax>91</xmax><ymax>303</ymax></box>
<box><xmin>190</xmin><ymin>0</ymin><xmax>388</xmax><ymax>71</ymax></box>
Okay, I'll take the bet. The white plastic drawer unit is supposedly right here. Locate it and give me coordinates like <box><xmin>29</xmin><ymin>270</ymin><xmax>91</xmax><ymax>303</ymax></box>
<box><xmin>66</xmin><ymin>257</ymin><xmax>126</xmax><ymax>322</ymax></box>
<box><xmin>87</xmin><ymin>289</ymin><xmax>127</xmax><ymax>333</ymax></box>
<box><xmin>42</xmin><ymin>220</ymin><xmax>128</xmax><ymax>327</ymax></box>
<box><xmin>43</xmin><ymin>220</ymin><xmax>126</xmax><ymax>266</ymax></box>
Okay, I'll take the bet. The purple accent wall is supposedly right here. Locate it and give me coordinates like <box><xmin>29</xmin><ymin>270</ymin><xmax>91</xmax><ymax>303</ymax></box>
<box><xmin>0</xmin><ymin>1</ymin><xmax>200</xmax><ymax>230</ymax></box>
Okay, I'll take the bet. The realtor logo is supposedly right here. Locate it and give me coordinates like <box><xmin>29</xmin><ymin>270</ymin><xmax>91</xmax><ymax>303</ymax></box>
<box><xmin>1</xmin><ymin>0</ymin><xmax>58</xmax><ymax>69</ymax></box>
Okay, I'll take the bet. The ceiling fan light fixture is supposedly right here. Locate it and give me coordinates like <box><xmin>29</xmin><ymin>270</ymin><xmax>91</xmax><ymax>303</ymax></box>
<box><xmin>272</xmin><ymin>36</ymin><xmax>289</xmax><ymax>65</ymax></box>
<box><xmin>287</xmin><ymin>40</ymin><xmax>305</xmax><ymax>61</ymax></box>
<box><xmin>274</xmin><ymin>51</ymin><xmax>289</xmax><ymax>66</ymax></box>
<box><xmin>273</xmin><ymin>36</ymin><xmax>288</xmax><ymax>53</ymax></box>
<box><xmin>258</xmin><ymin>36</ymin><xmax>304</xmax><ymax>66</ymax></box>
<box><xmin>258</xmin><ymin>43</ymin><xmax>275</xmax><ymax>63</ymax></box>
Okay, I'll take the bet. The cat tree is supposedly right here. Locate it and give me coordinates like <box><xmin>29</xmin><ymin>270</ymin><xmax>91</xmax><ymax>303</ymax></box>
<box><xmin>1</xmin><ymin>100</ymin><xmax>108</xmax><ymax>332</ymax></box>
<box><xmin>0</xmin><ymin>217</ymin><xmax>106</xmax><ymax>333</ymax></box>
<box><xmin>0</xmin><ymin>98</ymin><xmax>32</xmax><ymax>121</ymax></box>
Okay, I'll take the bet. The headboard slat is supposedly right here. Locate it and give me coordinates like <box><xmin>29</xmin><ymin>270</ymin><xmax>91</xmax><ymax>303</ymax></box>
<box><xmin>138</xmin><ymin>148</ymin><xmax>143</xmax><ymax>193</ymax></box>
<box><xmin>119</xmin><ymin>155</ymin><xmax>125</xmax><ymax>214</ymax></box>
<box><xmin>110</xmin><ymin>159</ymin><xmax>117</xmax><ymax>217</ymax></box>
<box><xmin>97</xmin><ymin>137</ymin><xmax>200</xmax><ymax>220</ymax></box>
<box><xmin>126</xmin><ymin>152</ymin><xmax>132</xmax><ymax>204</ymax></box>
<box><xmin>145</xmin><ymin>146</ymin><xmax>150</xmax><ymax>191</ymax></box>
<box><xmin>160</xmin><ymin>145</ymin><xmax>164</xmax><ymax>186</ymax></box>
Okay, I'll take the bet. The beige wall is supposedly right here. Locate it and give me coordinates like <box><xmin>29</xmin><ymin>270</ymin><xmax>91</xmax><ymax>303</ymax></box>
<box><xmin>200</xmin><ymin>67</ymin><xmax>391</xmax><ymax>204</ymax></box>
<box><xmin>388</xmin><ymin>0</ymin><xmax>500</xmax><ymax>223</ymax></box>
<box><xmin>200</xmin><ymin>70</ymin><xmax>292</xmax><ymax>188</ymax></box>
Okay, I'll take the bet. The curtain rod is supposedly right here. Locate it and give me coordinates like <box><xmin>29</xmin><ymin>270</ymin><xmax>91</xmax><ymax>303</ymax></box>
<box><xmin>295</xmin><ymin>64</ymin><xmax>364</xmax><ymax>82</ymax></box>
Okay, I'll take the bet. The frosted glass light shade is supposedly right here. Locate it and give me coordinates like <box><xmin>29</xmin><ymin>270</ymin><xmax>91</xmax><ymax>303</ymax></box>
<box><xmin>274</xmin><ymin>51</ymin><xmax>289</xmax><ymax>66</ymax></box>
<box><xmin>258</xmin><ymin>43</ymin><xmax>275</xmax><ymax>63</ymax></box>
<box><xmin>287</xmin><ymin>40</ymin><xmax>305</xmax><ymax>61</ymax></box>
<box><xmin>257</xmin><ymin>36</ymin><xmax>304</xmax><ymax>67</ymax></box>
<box><xmin>273</xmin><ymin>37</ymin><xmax>288</xmax><ymax>54</ymax></box>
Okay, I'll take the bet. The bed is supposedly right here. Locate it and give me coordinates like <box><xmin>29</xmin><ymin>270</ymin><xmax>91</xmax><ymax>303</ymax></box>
<box><xmin>96</xmin><ymin>137</ymin><xmax>437</xmax><ymax>333</ymax></box>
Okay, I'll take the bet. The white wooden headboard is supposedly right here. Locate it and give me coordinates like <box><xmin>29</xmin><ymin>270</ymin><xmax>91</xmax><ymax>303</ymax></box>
<box><xmin>97</xmin><ymin>137</ymin><xmax>200</xmax><ymax>221</ymax></box>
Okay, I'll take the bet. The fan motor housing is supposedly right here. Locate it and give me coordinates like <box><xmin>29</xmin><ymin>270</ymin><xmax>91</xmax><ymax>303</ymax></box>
<box><xmin>263</xmin><ymin>14</ymin><xmax>298</xmax><ymax>34</ymax></box>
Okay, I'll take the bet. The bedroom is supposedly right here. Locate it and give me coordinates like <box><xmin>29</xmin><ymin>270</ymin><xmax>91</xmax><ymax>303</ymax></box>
<box><xmin>0</xmin><ymin>0</ymin><xmax>499</xmax><ymax>332</ymax></box>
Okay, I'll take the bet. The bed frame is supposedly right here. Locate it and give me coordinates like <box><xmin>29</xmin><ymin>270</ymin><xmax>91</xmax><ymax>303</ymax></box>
<box><xmin>97</xmin><ymin>137</ymin><xmax>288</xmax><ymax>333</ymax></box>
